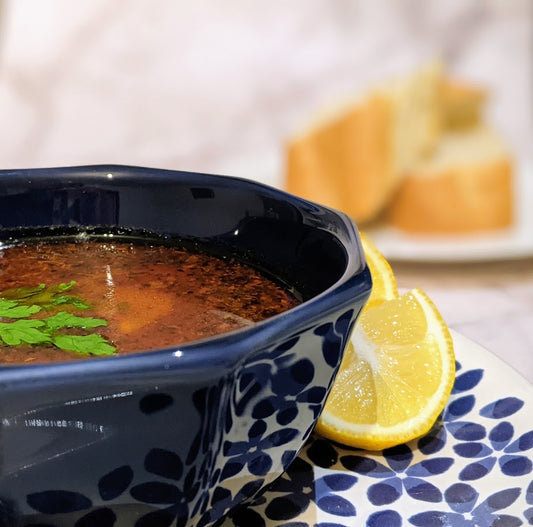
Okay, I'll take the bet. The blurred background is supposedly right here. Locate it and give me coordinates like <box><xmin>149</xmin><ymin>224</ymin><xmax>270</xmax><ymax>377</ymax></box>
<box><xmin>0</xmin><ymin>0</ymin><xmax>530</xmax><ymax>187</ymax></box>
<box><xmin>0</xmin><ymin>1</ymin><xmax>531</xmax><ymax>377</ymax></box>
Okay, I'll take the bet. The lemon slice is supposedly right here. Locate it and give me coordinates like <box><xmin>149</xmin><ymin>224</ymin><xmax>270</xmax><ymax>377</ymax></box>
<box><xmin>358</xmin><ymin>231</ymin><xmax>398</xmax><ymax>307</ymax></box>
<box><xmin>316</xmin><ymin>238</ymin><xmax>455</xmax><ymax>451</ymax></box>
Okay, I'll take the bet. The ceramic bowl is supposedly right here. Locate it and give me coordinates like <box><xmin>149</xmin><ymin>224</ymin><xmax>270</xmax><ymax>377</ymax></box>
<box><xmin>0</xmin><ymin>165</ymin><xmax>371</xmax><ymax>527</ymax></box>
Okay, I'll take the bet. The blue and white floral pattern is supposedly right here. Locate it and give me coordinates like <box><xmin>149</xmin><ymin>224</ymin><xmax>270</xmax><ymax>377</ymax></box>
<box><xmin>11</xmin><ymin>310</ymin><xmax>355</xmax><ymax>527</ymax></box>
<box><xmin>222</xmin><ymin>331</ymin><xmax>533</xmax><ymax>527</ymax></box>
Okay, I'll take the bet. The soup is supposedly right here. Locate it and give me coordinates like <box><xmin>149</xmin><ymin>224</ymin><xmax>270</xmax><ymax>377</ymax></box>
<box><xmin>0</xmin><ymin>235</ymin><xmax>300</xmax><ymax>364</ymax></box>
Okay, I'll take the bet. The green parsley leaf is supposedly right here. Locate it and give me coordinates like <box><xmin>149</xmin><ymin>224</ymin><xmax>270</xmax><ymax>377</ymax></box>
<box><xmin>51</xmin><ymin>296</ymin><xmax>90</xmax><ymax>310</ymax></box>
<box><xmin>52</xmin><ymin>334</ymin><xmax>116</xmax><ymax>356</ymax></box>
<box><xmin>0</xmin><ymin>282</ymin><xmax>116</xmax><ymax>357</ymax></box>
<box><xmin>0</xmin><ymin>298</ymin><xmax>41</xmax><ymax>319</ymax></box>
<box><xmin>0</xmin><ymin>319</ymin><xmax>50</xmax><ymax>346</ymax></box>
<box><xmin>0</xmin><ymin>284</ymin><xmax>46</xmax><ymax>301</ymax></box>
<box><xmin>0</xmin><ymin>281</ymin><xmax>89</xmax><ymax>310</ymax></box>
<box><xmin>44</xmin><ymin>312</ymin><xmax>108</xmax><ymax>332</ymax></box>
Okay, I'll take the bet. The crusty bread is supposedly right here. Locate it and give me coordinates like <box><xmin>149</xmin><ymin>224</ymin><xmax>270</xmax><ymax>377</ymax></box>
<box><xmin>386</xmin><ymin>125</ymin><xmax>513</xmax><ymax>233</ymax></box>
<box><xmin>388</xmin><ymin>62</ymin><xmax>443</xmax><ymax>171</ymax></box>
<box><xmin>286</xmin><ymin>92</ymin><xmax>394</xmax><ymax>223</ymax></box>
<box><xmin>286</xmin><ymin>63</ymin><xmax>443</xmax><ymax>224</ymax></box>
<box><xmin>285</xmin><ymin>65</ymin><xmax>514</xmax><ymax>234</ymax></box>
<box><xmin>441</xmin><ymin>79</ymin><xmax>487</xmax><ymax>130</ymax></box>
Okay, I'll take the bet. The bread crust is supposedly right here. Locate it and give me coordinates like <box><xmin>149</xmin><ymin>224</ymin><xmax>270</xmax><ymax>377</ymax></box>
<box><xmin>442</xmin><ymin>79</ymin><xmax>487</xmax><ymax>129</ymax></box>
<box><xmin>284</xmin><ymin>67</ymin><xmax>514</xmax><ymax>234</ymax></box>
<box><xmin>286</xmin><ymin>93</ymin><xmax>395</xmax><ymax>223</ymax></box>
<box><xmin>387</xmin><ymin>158</ymin><xmax>513</xmax><ymax>233</ymax></box>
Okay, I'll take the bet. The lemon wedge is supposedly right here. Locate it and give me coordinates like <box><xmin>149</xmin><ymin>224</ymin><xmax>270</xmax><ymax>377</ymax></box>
<box><xmin>316</xmin><ymin>234</ymin><xmax>455</xmax><ymax>450</ymax></box>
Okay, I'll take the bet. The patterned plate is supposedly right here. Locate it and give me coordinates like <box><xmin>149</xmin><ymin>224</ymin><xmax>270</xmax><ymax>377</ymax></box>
<box><xmin>221</xmin><ymin>330</ymin><xmax>533</xmax><ymax>527</ymax></box>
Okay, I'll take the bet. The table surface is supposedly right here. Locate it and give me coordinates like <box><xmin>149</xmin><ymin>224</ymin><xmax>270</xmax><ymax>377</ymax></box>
<box><xmin>390</xmin><ymin>256</ymin><xmax>533</xmax><ymax>384</ymax></box>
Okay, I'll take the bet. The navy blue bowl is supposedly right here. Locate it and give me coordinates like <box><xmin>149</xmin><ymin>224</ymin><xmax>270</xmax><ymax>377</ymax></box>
<box><xmin>0</xmin><ymin>165</ymin><xmax>371</xmax><ymax>527</ymax></box>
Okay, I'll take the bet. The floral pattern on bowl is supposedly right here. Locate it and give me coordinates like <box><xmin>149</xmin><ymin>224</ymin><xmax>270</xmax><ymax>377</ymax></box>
<box><xmin>0</xmin><ymin>165</ymin><xmax>372</xmax><ymax>527</ymax></box>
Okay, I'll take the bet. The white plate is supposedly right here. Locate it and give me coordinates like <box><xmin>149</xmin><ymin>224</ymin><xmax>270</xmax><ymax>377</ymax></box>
<box><xmin>223</xmin><ymin>331</ymin><xmax>533</xmax><ymax>526</ymax></box>
<box><xmin>367</xmin><ymin>161</ymin><xmax>533</xmax><ymax>263</ymax></box>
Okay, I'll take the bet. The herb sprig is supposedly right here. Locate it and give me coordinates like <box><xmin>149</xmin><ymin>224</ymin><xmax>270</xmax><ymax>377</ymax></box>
<box><xmin>0</xmin><ymin>281</ymin><xmax>90</xmax><ymax>309</ymax></box>
<box><xmin>0</xmin><ymin>282</ymin><xmax>116</xmax><ymax>357</ymax></box>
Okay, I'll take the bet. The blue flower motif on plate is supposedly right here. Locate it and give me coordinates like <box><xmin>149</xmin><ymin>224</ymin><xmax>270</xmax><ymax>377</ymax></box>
<box><xmin>221</xmin><ymin>337</ymin><xmax>533</xmax><ymax>527</ymax></box>
<box><xmin>341</xmin><ymin>442</ymin><xmax>454</xmax><ymax>506</ymax></box>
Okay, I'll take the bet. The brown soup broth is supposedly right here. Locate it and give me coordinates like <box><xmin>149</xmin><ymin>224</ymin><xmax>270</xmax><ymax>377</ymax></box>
<box><xmin>0</xmin><ymin>236</ymin><xmax>300</xmax><ymax>364</ymax></box>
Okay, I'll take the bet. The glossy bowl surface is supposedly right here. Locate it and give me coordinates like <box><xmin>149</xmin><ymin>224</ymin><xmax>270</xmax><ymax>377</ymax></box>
<box><xmin>0</xmin><ymin>165</ymin><xmax>371</xmax><ymax>527</ymax></box>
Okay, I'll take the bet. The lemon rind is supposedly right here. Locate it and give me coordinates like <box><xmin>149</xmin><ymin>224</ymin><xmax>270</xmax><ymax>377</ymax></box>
<box><xmin>316</xmin><ymin>287</ymin><xmax>455</xmax><ymax>451</ymax></box>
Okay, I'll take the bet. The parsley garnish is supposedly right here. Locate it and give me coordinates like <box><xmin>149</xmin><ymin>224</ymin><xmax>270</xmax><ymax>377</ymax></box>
<box><xmin>53</xmin><ymin>334</ymin><xmax>116</xmax><ymax>356</ymax></box>
<box><xmin>0</xmin><ymin>299</ymin><xmax>41</xmax><ymax>319</ymax></box>
<box><xmin>0</xmin><ymin>281</ymin><xmax>90</xmax><ymax>310</ymax></box>
<box><xmin>0</xmin><ymin>319</ymin><xmax>50</xmax><ymax>346</ymax></box>
<box><xmin>43</xmin><ymin>312</ymin><xmax>108</xmax><ymax>332</ymax></box>
<box><xmin>0</xmin><ymin>282</ymin><xmax>116</xmax><ymax>357</ymax></box>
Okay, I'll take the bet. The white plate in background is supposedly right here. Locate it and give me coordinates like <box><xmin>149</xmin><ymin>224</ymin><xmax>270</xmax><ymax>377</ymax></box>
<box><xmin>367</xmin><ymin>160</ymin><xmax>533</xmax><ymax>263</ymax></box>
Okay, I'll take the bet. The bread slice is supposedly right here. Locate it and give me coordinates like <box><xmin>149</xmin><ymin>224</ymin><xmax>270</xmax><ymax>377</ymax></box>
<box><xmin>285</xmin><ymin>63</ymin><xmax>443</xmax><ymax>224</ymax></box>
<box><xmin>442</xmin><ymin>79</ymin><xmax>487</xmax><ymax>130</ymax></box>
<box><xmin>386</xmin><ymin>125</ymin><xmax>513</xmax><ymax>233</ymax></box>
<box><xmin>286</xmin><ymin>92</ymin><xmax>394</xmax><ymax>223</ymax></box>
<box><xmin>388</xmin><ymin>62</ymin><xmax>443</xmax><ymax>171</ymax></box>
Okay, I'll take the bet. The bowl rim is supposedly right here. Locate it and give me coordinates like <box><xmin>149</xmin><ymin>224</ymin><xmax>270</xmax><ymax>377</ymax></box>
<box><xmin>0</xmin><ymin>164</ymin><xmax>371</xmax><ymax>386</ymax></box>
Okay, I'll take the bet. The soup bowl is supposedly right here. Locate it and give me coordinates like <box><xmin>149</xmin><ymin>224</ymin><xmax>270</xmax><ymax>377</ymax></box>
<box><xmin>0</xmin><ymin>165</ymin><xmax>371</xmax><ymax>527</ymax></box>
